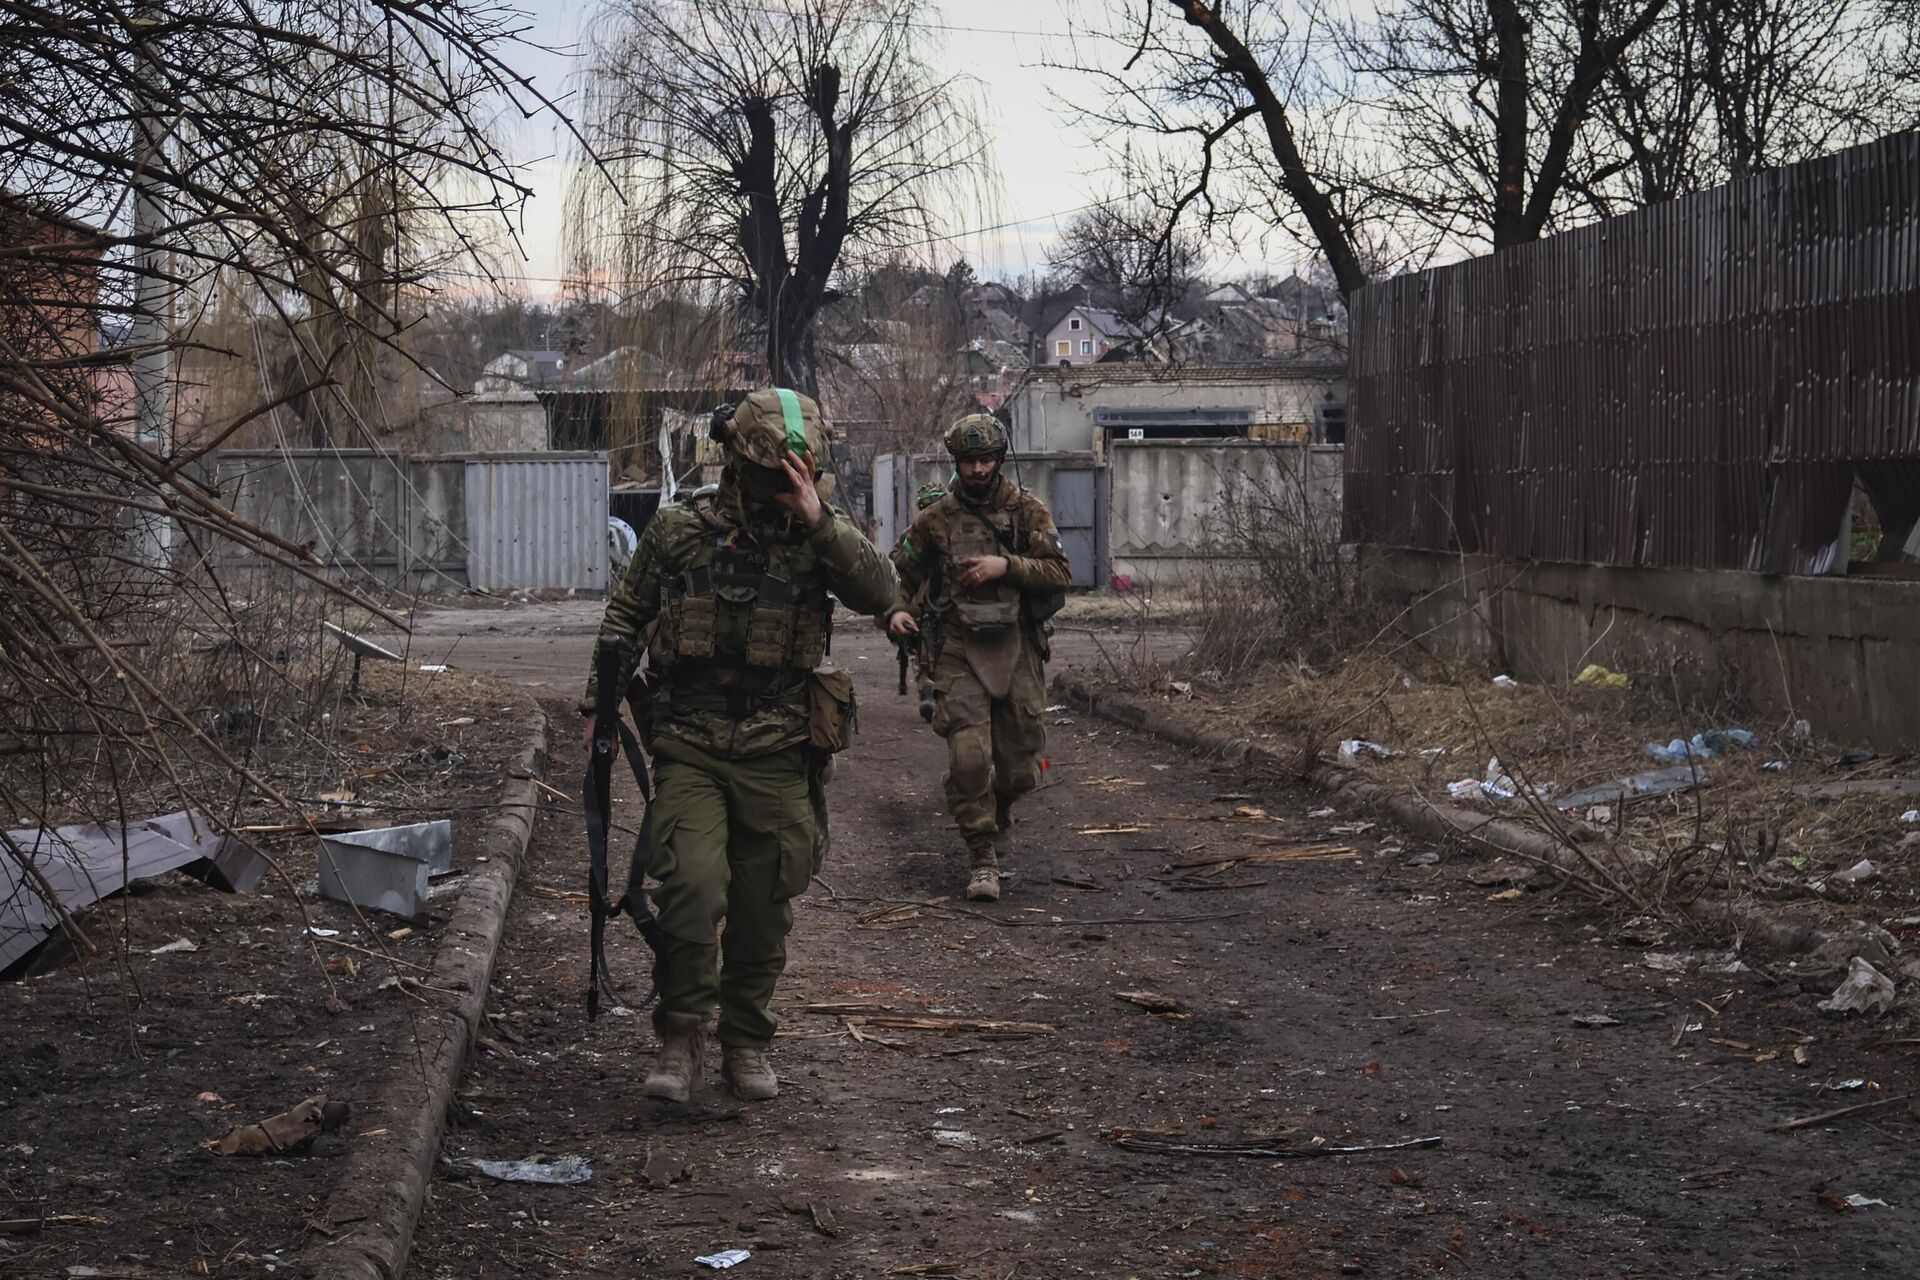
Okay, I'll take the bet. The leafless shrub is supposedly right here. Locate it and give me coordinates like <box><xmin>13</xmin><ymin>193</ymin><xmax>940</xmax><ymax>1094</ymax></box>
<box><xmin>1188</xmin><ymin>448</ymin><xmax>1384</xmax><ymax>677</ymax></box>
<box><xmin>0</xmin><ymin>0</ymin><xmax>572</xmax><ymax>979</ymax></box>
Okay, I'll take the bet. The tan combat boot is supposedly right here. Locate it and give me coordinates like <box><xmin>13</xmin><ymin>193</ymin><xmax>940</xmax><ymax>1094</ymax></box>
<box><xmin>965</xmin><ymin>841</ymin><xmax>1001</xmax><ymax>902</ymax></box>
<box><xmin>643</xmin><ymin>1028</ymin><xmax>705</xmax><ymax>1103</ymax></box>
<box><xmin>722</xmin><ymin>1045</ymin><xmax>779</xmax><ymax>1101</ymax></box>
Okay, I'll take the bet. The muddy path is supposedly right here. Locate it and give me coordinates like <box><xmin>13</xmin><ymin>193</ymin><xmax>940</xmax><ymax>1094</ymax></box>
<box><xmin>407</xmin><ymin>610</ymin><xmax>1917</xmax><ymax>1280</ymax></box>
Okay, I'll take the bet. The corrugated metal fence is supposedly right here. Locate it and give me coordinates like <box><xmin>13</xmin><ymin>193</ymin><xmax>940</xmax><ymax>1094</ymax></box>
<box><xmin>1346</xmin><ymin>131</ymin><xmax>1920</xmax><ymax>575</ymax></box>
<box><xmin>209</xmin><ymin>450</ymin><xmax>608</xmax><ymax>592</ymax></box>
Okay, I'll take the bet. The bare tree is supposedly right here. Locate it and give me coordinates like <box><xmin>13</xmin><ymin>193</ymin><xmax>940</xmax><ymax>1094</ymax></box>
<box><xmin>1596</xmin><ymin>1</ymin><xmax>1917</xmax><ymax>209</ymax></box>
<box><xmin>1075</xmin><ymin>0</ymin><xmax>1910</xmax><ymax>296</ymax></box>
<box><xmin>820</xmin><ymin>258</ymin><xmax>977</xmax><ymax>482</ymax></box>
<box><xmin>567</xmin><ymin>0</ymin><xmax>991</xmax><ymax>397</ymax></box>
<box><xmin>1044</xmin><ymin>200</ymin><xmax>1205</xmax><ymax>325</ymax></box>
<box><xmin>0</xmin><ymin>0</ymin><xmax>571</xmax><ymax>964</ymax></box>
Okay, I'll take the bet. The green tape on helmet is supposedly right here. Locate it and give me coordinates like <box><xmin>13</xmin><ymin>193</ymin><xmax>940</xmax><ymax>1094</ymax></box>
<box><xmin>774</xmin><ymin>387</ymin><xmax>807</xmax><ymax>460</ymax></box>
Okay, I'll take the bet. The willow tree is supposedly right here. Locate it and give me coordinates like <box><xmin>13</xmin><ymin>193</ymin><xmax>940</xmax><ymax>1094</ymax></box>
<box><xmin>568</xmin><ymin>0</ymin><xmax>989</xmax><ymax>397</ymax></box>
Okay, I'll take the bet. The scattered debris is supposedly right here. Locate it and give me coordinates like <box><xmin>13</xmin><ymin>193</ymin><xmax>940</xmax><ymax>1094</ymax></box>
<box><xmin>1161</xmin><ymin>844</ymin><xmax>1357</xmax><ymax>874</ymax></box>
<box><xmin>1468</xmin><ymin>862</ymin><xmax>1535</xmax><ymax>889</ymax></box>
<box><xmin>1762</xmin><ymin>761</ymin><xmax>1788</xmax><ymax>772</ymax></box>
<box><xmin>1307</xmin><ymin>807</ymin><xmax>1337</xmax><ymax>818</ymax></box>
<box><xmin>418</xmin><ymin>663</ymin><xmax>450</xmax><ymax>673</ymax></box>
<box><xmin>1337</xmin><ymin>740</ymin><xmax>1396</xmax><ymax>765</ymax></box>
<box><xmin>1903</xmin><ymin>810</ymin><xmax>1920</xmax><ymax>825</ymax></box>
<box><xmin>317</xmin><ymin>819</ymin><xmax>454</xmax><ymax>919</ymax></box>
<box><xmin>1844</xmin><ymin>1194</ymin><xmax>1890</xmax><ymax>1209</ymax></box>
<box><xmin>1643</xmin><ymin>730</ymin><xmax>1756</xmax><ymax>763</ymax></box>
<box><xmin>447</xmin><ymin>1154</ymin><xmax>592</xmax><ymax>1185</ymax></box>
<box><xmin>1077</xmin><ymin>824</ymin><xmax>1152</xmax><ymax>837</ymax></box>
<box><xmin>0</xmin><ymin>810</ymin><xmax>266</xmax><ymax>970</ymax></box>
<box><xmin>1573</xmin><ymin>663</ymin><xmax>1629</xmax><ymax>689</ymax></box>
<box><xmin>642</xmin><ymin>1153</ymin><xmax>689</xmax><ymax>1188</ymax></box>
<box><xmin>845</xmin><ymin>1015</ymin><xmax>1056</xmax><ymax>1037</ymax></box>
<box><xmin>1769</xmin><ymin>1094</ymin><xmax>1912</xmax><ymax>1133</ymax></box>
<box><xmin>206</xmin><ymin>1096</ymin><xmax>351</xmax><ymax>1156</ymax></box>
<box><xmin>1831</xmin><ymin>860</ymin><xmax>1878</xmax><ymax>886</ymax></box>
<box><xmin>694</xmin><ymin>1248</ymin><xmax>752</xmax><ymax>1269</ymax></box>
<box><xmin>1492</xmin><ymin>675</ymin><xmax>1518</xmax><ymax>689</ymax></box>
<box><xmin>150</xmin><ymin>937</ymin><xmax>200</xmax><ymax>955</ymax></box>
<box><xmin>1818</xmin><ymin>957</ymin><xmax>1896</xmax><ymax>1016</ymax></box>
<box><xmin>1570</xmin><ymin>1013</ymin><xmax>1621</xmax><ymax>1027</ymax></box>
<box><xmin>1114</xmin><ymin>991</ymin><xmax>1181</xmax><ymax>1013</ymax></box>
<box><xmin>1110</xmin><ymin>1133</ymin><xmax>1443</xmax><ymax>1159</ymax></box>
<box><xmin>1403</xmin><ymin>851</ymin><xmax>1441</xmax><ymax>867</ymax></box>
<box><xmin>1555</xmin><ymin>763</ymin><xmax>1710</xmax><ymax>811</ymax></box>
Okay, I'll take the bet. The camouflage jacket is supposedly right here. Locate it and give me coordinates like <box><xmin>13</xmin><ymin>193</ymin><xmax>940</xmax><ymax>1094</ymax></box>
<box><xmin>584</xmin><ymin>483</ymin><xmax>897</xmax><ymax>759</ymax></box>
<box><xmin>886</xmin><ymin>475</ymin><xmax>1071</xmax><ymax>641</ymax></box>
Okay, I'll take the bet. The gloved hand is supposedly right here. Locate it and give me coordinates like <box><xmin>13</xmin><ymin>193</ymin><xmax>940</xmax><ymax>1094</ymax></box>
<box><xmin>708</xmin><ymin>402</ymin><xmax>737</xmax><ymax>442</ymax></box>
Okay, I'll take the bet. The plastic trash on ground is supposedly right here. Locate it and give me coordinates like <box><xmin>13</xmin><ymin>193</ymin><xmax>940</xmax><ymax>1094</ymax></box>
<box><xmin>1573</xmin><ymin>663</ymin><xmax>1629</xmax><ymax>689</ymax></box>
<box><xmin>1901</xmin><ymin>810</ymin><xmax>1920</xmax><ymax>825</ymax></box>
<box><xmin>1555</xmin><ymin>763</ymin><xmax>1711</xmax><ymax>811</ymax></box>
<box><xmin>1492</xmin><ymin>675</ymin><xmax>1518</xmax><ymax>689</ymax></box>
<box><xmin>1816</xmin><ymin>957</ymin><xmax>1896</xmax><ymax>1017</ymax></box>
<box><xmin>1643</xmin><ymin>729</ymin><xmax>1757</xmax><ymax>763</ymax></box>
<box><xmin>449</xmin><ymin>1154</ymin><xmax>592</xmax><ymax>1185</ymax></box>
<box><xmin>695</xmin><ymin>1250</ymin><xmax>753</xmax><ymax>1269</ymax></box>
<box><xmin>1831</xmin><ymin>860</ymin><xmax>1877</xmax><ymax>886</ymax></box>
<box><xmin>1337</xmin><ymin>739</ymin><xmax>1395</xmax><ymax>765</ymax></box>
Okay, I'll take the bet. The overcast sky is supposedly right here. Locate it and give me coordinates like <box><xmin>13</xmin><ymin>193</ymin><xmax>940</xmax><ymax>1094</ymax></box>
<box><xmin>491</xmin><ymin>1</ymin><xmax>1304</xmax><ymax>299</ymax></box>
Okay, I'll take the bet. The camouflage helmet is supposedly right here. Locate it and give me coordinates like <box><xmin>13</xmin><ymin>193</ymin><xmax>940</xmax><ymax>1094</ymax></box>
<box><xmin>915</xmin><ymin>482</ymin><xmax>947</xmax><ymax>511</ymax></box>
<box><xmin>727</xmin><ymin>387</ymin><xmax>827</xmax><ymax>469</ymax></box>
<box><xmin>943</xmin><ymin>413</ymin><xmax>1007</xmax><ymax>460</ymax></box>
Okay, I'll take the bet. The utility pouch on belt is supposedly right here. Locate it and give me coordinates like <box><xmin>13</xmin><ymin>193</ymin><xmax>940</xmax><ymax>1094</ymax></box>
<box><xmin>952</xmin><ymin>597</ymin><xmax>1022</xmax><ymax>632</ymax></box>
<box><xmin>807</xmin><ymin>667</ymin><xmax>858</xmax><ymax>753</ymax></box>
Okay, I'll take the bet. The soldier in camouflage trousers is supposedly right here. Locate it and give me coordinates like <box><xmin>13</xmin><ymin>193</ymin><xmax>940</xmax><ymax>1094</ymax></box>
<box><xmin>885</xmin><ymin>415</ymin><xmax>1072</xmax><ymax>901</ymax></box>
<box><xmin>583</xmin><ymin>388</ymin><xmax>896</xmax><ymax>1104</ymax></box>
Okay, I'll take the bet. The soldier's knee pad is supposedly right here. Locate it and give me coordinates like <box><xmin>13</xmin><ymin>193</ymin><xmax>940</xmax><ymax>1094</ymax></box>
<box><xmin>947</xmin><ymin>730</ymin><xmax>993</xmax><ymax>790</ymax></box>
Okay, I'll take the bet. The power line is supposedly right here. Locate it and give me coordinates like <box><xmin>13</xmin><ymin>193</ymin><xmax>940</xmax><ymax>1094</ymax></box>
<box><xmin>422</xmin><ymin>200</ymin><xmax>1110</xmax><ymax>285</ymax></box>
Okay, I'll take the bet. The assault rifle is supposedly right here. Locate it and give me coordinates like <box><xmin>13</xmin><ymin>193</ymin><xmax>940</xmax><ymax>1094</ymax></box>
<box><xmin>584</xmin><ymin>635</ymin><xmax>665</xmax><ymax>1020</ymax></box>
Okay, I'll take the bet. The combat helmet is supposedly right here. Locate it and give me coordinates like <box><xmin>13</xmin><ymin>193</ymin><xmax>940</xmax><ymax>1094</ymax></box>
<box><xmin>726</xmin><ymin>388</ymin><xmax>827</xmax><ymax>469</ymax></box>
<box><xmin>943</xmin><ymin>413</ymin><xmax>1006</xmax><ymax>460</ymax></box>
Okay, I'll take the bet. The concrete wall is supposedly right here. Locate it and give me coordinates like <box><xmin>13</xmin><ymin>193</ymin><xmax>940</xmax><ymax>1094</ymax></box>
<box><xmin>1368</xmin><ymin>546</ymin><xmax>1920</xmax><ymax>751</ymax></box>
<box><xmin>416</xmin><ymin>392</ymin><xmax>548</xmax><ymax>452</ymax></box>
<box><xmin>1010</xmin><ymin>367</ymin><xmax>1346</xmax><ymax>455</ymax></box>
<box><xmin>873</xmin><ymin>441</ymin><xmax>1343</xmax><ymax>589</ymax></box>
<box><xmin>206</xmin><ymin>450</ymin><xmax>607</xmax><ymax>593</ymax></box>
<box><xmin>1108</xmin><ymin>441</ymin><xmax>1343</xmax><ymax>584</ymax></box>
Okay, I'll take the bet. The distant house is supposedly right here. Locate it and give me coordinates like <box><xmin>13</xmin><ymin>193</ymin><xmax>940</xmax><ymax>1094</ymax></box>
<box><xmin>475</xmin><ymin>348</ymin><xmax>566</xmax><ymax>393</ymax></box>
<box><xmin>1006</xmin><ymin>359</ymin><xmax>1348</xmax><ymax>455</ymax></box>
<box><xmin>1040</xmin><ymin>306</ymin><xmax>1147</xmax><ymax>366</ymax></box>
<box><xmin>1202</xmin><ymin>282</ymin><xmax>1255</xmax><ymax>307</ymax></box>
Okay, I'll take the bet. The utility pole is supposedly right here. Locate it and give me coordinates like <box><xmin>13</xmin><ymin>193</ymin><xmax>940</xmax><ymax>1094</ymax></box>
<box><xmin>130</xmin><ymin>5</ymin><xmax>173</xmax><ymax>566</ymax></box>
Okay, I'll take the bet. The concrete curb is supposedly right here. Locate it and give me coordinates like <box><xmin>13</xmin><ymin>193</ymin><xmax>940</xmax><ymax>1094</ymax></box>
<box><xmin>1053</xmin><ymin>674</ymin><xmax>1896</xmax><ymax>968</ymax></box>
<box><xmin>305</xmin><ymin>707</ymin><xmax>552</xmax><ymax>1280</ymax></box>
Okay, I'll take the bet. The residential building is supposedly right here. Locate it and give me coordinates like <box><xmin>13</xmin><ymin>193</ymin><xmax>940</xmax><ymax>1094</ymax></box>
<box><xmin>474</xmin><ymin>348</ymin><xmax>567</xmax><ymax>393</ymax></box>
<box><xmin>1040</xmin><ymin>306</ymin><xmax>1147</xmax><ymax>366</ymax></box>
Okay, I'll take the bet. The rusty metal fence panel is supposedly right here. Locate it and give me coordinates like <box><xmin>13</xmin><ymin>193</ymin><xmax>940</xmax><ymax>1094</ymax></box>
<box><xmin>1347</xmin><ymin>132</ymin><xmax>1920</xmax><ymax>574</ymax></box>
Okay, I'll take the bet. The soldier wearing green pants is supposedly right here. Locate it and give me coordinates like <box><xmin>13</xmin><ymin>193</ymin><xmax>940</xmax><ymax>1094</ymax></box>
<box><xmin>582</xmin><ymin>388</ymin><xmax>896</xmax><ymax>1103</ymax></box>
<box><xmin>885</xmin><ymin>416</ymin><xmax>1071</xmax><ymax>901</ymax></box>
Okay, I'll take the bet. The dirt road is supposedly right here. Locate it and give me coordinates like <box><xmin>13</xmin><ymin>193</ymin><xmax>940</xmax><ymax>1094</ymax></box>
<box><xmin>405</xmin><ymin>602</ymin><xmax>1916</xmax><ymax>1279</ymax></box>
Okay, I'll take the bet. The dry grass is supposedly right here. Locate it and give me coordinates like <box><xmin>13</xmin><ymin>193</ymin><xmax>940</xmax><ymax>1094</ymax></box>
<box><xmin>1115</xmin><ymin>646</ymin><xmax>1918</xmax><ymax>923</ymax></box>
